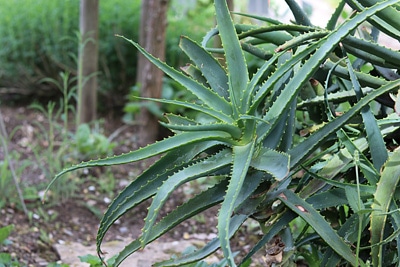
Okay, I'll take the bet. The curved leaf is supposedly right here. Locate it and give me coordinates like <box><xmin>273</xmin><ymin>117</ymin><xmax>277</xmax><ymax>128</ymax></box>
<box><xmin>236</xmin><ymin>24</ymin><xmax>314</xmax><ymax>40</ymax></box>
<box><xmin>135</xmin><ymin>96</ymin><xmax>235</xmax><ymax>124</ymax></box>
<box><xmin>327</xmin><ymin>0</ymin><xmax>346</xmax><ymax>30</ymax></box>
<box><xmin>118</xmin><ymin>35</ymin><xmax>233</xmax><ymax>117</ymax></box>
<box><xmin>215</xmin><ymin>0</ymin><xmax>249</xmax><ymax>115</ymax></box>
<box><xmin>156</xmin><ymin>215</ymin><xmax>247</xmax><ymax>267</ymax></box>
<box><xmin>96</xmin><ymin>141</ymin><xmax>220</xmax><ymax>251</ymax></box>
<box><xmin>48</xmin><ymin>131</ymin><xmax>232</xmax><ymax>192</ymax></box>
<box><xmin>285</xmin><ymin>0</ymin><xmax>313</xmax><ymax>26</ymax></box>
<box><xmin>111</xmin><ymin>179</ymin><xmax>230</xmax><ymax>267</ymax></box>
<box><xmin>218</xmin><ymin>140</ymin><xmax>256</xmax><ymax>266</ymax></box>
<box><xmin>279</xmin><ymin>189</ymin><xmax>362</xmax><ymax>266</ymax></box>
<box><xmin>322</xmin><ymin>60</ymin><xmax>388</xmax><ymax>89</ymax></box>
<box><xmin>346</xmin><ymin>0</ymin><xmax>400</xmax><ymax>40</ymax></box>
<box><xmin>258</xmin><ymin>0</ymin><xmax>400</xmax><ymax>143</ymax></box>
<box><xmin>160</xmin><ymin>120</ymin><xmax>242</xmax><ymax>139</ymax></box>
<box><xmin>290</xmin><ymin>78</ymin><xmax>400</xmax><ymax>169</ymax></box>
<box><xmin>337</xmin><ymin>131</ymin><xmax>379</xmax><ymax>185</ymax></box>
<box><xmin>345</xmin><ymin>54</ymin><xmax>387</xmax><ymax>169</ymax></box>
<box><xmin>370</xmin><ymin>149</ymin><xmax>400</xmax><ymax>267</ymax></box>
<box><xmin>250</xmin><ymin>147</ymin><xmax>290</xmax><ymax>180</ymax></box>
<box><xmin>141</xmin><ymin>149</ymin><xmax>232</xmax><ymax>246</ymax></box>
<box><xmin>180</xmin><ymin>36</ymin><xmax>229</xmax><ymax>100</ymax></box>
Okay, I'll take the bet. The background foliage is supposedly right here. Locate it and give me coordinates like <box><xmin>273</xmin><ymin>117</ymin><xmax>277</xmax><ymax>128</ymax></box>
<box><xmin>0</xmin><ymin>0</ymin><xmax>214</xmax><ymax>106</ymax></box>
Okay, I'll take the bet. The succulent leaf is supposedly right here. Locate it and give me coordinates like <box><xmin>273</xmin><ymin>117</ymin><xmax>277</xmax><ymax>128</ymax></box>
<box><xmin>215</xmin><ymin>0</ymin><xmax>249</xmax><ymax>115</ymax></box>
<box><xmin>141</xmin><ymin>149</ymin><xmax>232</xmax><ymax>246</ymax></box>
<box><xmin>218</xmin><ymin>140</ymin><xmax>256</xmax><ymax>266</ymax></box>
<box><xmin>111</xmin><ymin>179</ymin><xmax>230</xmax><ymax>266</ymax></box>
<box><xmin>180</xmin><ymin>36</ymin><xmax>229</xmax><ymax>100</ymax></box>
<box><xmin>279</xmin><ymin>189</ymin><xmax>362</xmax><ymax>266</ymax></box>
<box><xmin>118</xmin><ymin>35</ymin><xmax>233</xmax><ymax>117</ymax></box>
<box><xmin>370</xmin><ymin>149</ymin><xmax>400</xmax><ymax>267</ymax></box>
<box><xmin>250</xmin><ymin>148</ymin><xmax>290</xmax><ymax>180</ymax></box>
<box><xmin>96</xmin><ymin>141</ymin><xmax>221</xmax><ymax>252</ymax></box>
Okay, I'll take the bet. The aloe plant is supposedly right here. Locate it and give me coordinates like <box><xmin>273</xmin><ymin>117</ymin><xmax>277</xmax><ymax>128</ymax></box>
<box><xmin>49</xmin><ymin>0</ymin><xmax>400</xmax><ymax>266</ymax></box>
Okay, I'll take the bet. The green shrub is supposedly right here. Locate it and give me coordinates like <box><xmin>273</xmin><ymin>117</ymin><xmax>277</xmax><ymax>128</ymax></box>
<box><xmin>50</xmin><ymin>0</ymin><xmax>400</xmax><ymax>266</ymax></box>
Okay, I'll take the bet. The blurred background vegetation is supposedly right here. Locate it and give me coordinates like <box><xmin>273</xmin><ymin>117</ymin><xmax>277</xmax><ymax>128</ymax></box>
<box><xmin>0</xmin><ymin>0</ymin><xmax>215</xmax><ymax>109</ymax></box>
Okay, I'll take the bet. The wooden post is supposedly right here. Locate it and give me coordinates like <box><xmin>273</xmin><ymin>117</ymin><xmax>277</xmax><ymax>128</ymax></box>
<box><xmin>77</xmin><ymin>0</ymin><xmax>99</xmax><ymax>126</ymax></box>
<box><xmin>136</xmin><ymin>0</ymin><xmax>169</xmax><ymax>146</ymax></box>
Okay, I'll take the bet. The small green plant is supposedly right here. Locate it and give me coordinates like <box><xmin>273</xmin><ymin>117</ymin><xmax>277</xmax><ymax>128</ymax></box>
<box><xmin>0</xmin><ymin>225</ymin><xmax>14</xmax><ymax>245</ymax></box>
<box><xmin>28</xmin><ymin>101</ymin><xmax>76</xmax><ymax>202</ymax></box>
<box><xmin>73</xmin><ymin>123</ymin><xmax>115</xmax><ymax>161</ymax></box>
<box><xmin>31</xmin><ymin>73</ymin><xmax>115</xmax><ymax>200</ymax></box>
<box><xmin>0</xmin><ymin>225</ymin><xmax>17</xmax><ymax>267</ymax></box>
<box><xmin>50</xmin><ymin>0</ymin><xmax>400</xmax><ymax>266</ymax></box>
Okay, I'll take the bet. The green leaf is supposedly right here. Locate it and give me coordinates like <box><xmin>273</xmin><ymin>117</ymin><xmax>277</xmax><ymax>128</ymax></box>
<box><xmin>250</xmin><ymin>148</ymin><xmax>290</xmax><ymax>180</ymax></box>
<box><xmin>97</xmin><ymin>141</ymin><xmax>220</xmax><ymax>251</ymax></box>
<box><xmin>180</xmin><ymin>64</ymin><xmax>209</xmax><ymax>87</ymax></box>
<box><xmin>236</xmin><ymin>23</ymin><xmax>313</xmax><ymax>40</ymax></box>
<box><xmin>110</xmin><ymin>180</ymin><xmax>230</xmax><ymax>267</ymax></box>
<box><xmin>257</xmin><ymin>0</ymin><xmax>399</xmax><ymax>143</ymax></box>
<box><xmin>215</xmin><ymin>0</ymin><xmax>249</xmax><ymax>115</ymax></box>
<box><xmin>307</xmin><ymin>188</ymin><xmax>351</xmax><ymax>209</ymax></box>
<box><xmin>218</xmin><ymin>140</ymin><xmax>256</xmax><ymax>266</ymax></box>
<box><xmin>285</xmin><ymin>0</ymin><xmax>312</xmax><ymax>26</ymax></box>
<box><xmin>48</xmin><ymin>131</ymin><xmax>232</xmax><ymax>193</ymax></box>
<box><xmin>180</xmin><ymin>36</ymin><xmax>229</xmax><ymax>100</ymax></box>
<box><xmin>290</xmin><ymin>79</ymin><xmax>400</xmax><ymax>169</ymax></box>
<box><xmin>160</xmin><ymin>120</ymin><xmax>242</xmax><ymax>139</ymax></box>
<box><xmin>337</xmin><ymin>131</ymin><xmax>379</xmax><ymax>184</ymax></box>
<box><xmin>157</xmin><ymin>170</ymin><xmax>263</xmax><ymax>267</ymax></box>
<box><xmin>322</xmin><ymin>60</ymin><xmax>388</xmax><ymax>89</ymax></box>
<box><xmin>135</xmin><ymin>96</ymin><xmax>235</xmax><ymax>124</ymax></box>
<box><xmin>347</xmin><ymin>0</ymin><xmax>400</xmax><ymax>40</ymax></box>
<box><xmin>78</xmin><ymin>254</ymin><xmax>102</xmax><ymax>265</ymax></box>
<box><xmin>279</xmin><ymin>190</ymin><xmax>362</xmax><ymax>266</ymax></box>
<box><xmin>118</xmin><ymin>35</ymin><xmax>233</xmax><ymax>117</ymax></box>
<box><xmin>141</xmin><ymin>149</ymin><xmax>232</xmax><ymax>246</ymax></box>
<box><xmin>251</xmin><ymin>41</ymin><xmax>317</xmax><ymax>116</ymax></box>
<box><xmin>327</xmin><ymin>0</ymin><xmax>346</xmax><ymax>30</ymax></box>
<box><xmin>0</xmin><ymin>253</ymin><xmax>12</xmax><ymax>265</ymax></box>
<box><xmin>370</xmin><ymin>149</ymin><xmax>400</xmax><ymax>267</ymax></box>
<box><xmin>156</xmin><ymin>215</ymin><xmax>247</xmax><ymax>267</ymax></box>
<box><xmin>245</xmin><ymin>52</ymin><xmax>280</xmax><ymax>107</ymax></box>
<box><xmin>345</xmin><ymin>54</ymin><xmax>388</xmax><ymax>170</ymax></box>
<box><xmin>342</xmin><ymin>36</ymin><xmax>400</xmax><ymax>69</ymax></box>
<box><xmin>297</xmin><ymin>87</ymin><xmax>374</xmax><ymax>109</ymax></box>
<box><xmin>345</xmin><ymin>186</ymin><xmax>365</xmax><ymax>213</ymax></box>
<box><xmin>0</xmin><ymin>225</ymin><xmax>13</xmax><ymax>244</ymax></box>
<box><xmin>321</xmin><ymin>213</ymin><xmax>369</xmax><ymax>266</ymax></box>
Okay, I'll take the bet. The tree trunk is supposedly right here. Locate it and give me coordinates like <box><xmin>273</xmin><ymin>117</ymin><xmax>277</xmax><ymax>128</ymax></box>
<box><xmin>136</xmin><ymin>0</ymin><xmax>169</xmax><ymax>146</ymax></box>
<box><xmin>77</xmin><ymin>0</ymin><xmax>99</xmax><ymax>126</ymax></box>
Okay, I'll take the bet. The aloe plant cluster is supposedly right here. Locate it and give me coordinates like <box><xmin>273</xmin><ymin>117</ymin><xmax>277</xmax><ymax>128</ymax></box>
<box><xmin>50</xmin><ymin>0</ymin><xmax>400</xmax><ymax>266</ymax></box>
